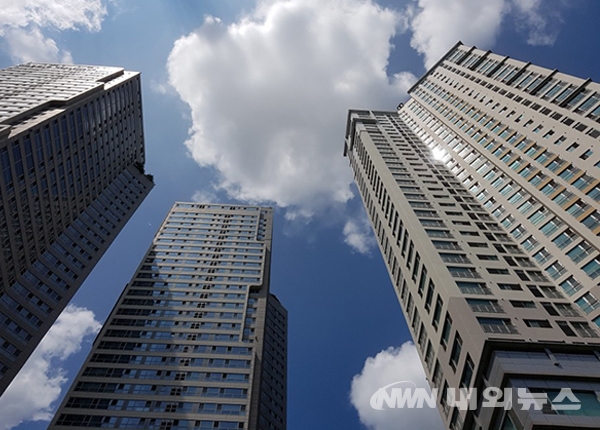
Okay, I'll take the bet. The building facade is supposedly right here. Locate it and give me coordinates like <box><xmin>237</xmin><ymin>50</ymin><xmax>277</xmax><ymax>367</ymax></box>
<box><xmin>49</xmin><ymin>203</ymin><xmax>287</xmax><ymax>430</ymax></box>
<box><xmin>0</xmin><ymin>63</ymin><xmax>153</xmax><ymax>394</ymax></box>
<box><xmin>344</xmin><ymin>43</ymin><xmax>600</xmax><ymax>429</ymax></box>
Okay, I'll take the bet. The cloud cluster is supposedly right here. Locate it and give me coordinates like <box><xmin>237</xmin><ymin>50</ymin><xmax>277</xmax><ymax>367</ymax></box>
<box><xmin>167</xmin><ymin>0</ymin><xmax>414</xmax><ymax>220</ymax></box>
<box><xmin>510</xmin><ymin>0</ymin><xmax>563</xmax><ymax>46</ymax></box>
<box><xmin>0</xmin><ymin>0</ymin><xmax>107</xmax><ymax>63</ymax></box>
<box><xmin>343</xmin><ymin>213</ymin><xmax>377</xmax><ymax>255</ymax></box>
<box><xmin>350</xmin><ymin>342</ymin><xmax>444</xmax><ymax>430</ymax></box>
<box><xmin>407</xmin><ymin>0</ymin><xmax>566</xmax><ymax>69</ymax></box>
<box><xmin>0</xmin><ymin>305</ymin><xmax>101</xmax><ymax>430</ymax></box>
<box><xmin>167</xmin><ymin>0</ymin><xmax>568</xmax><ymax>253</ymax></box>
<box><xmin>407</xmin><ymin>0</ymin><xmax>508</xmax><ymax>69</ymax></box>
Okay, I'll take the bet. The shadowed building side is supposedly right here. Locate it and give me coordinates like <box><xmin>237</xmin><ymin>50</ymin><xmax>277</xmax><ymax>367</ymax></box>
<box><xmin>0</xmin><ymin>63</ymin><xmax>153</xmax><ymax>394</ymax></box>
<box><xmin>49</xmin><ymin>203</ymin><xmax>286</xmax><ymax>430</ymax></box>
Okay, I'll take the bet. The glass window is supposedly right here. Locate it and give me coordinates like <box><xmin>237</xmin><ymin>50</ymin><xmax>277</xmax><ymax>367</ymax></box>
<box><xmin>540</xmin><ymin>218</ymin><xmax>563</xmax><ymax>236</ymax></box>
<box><xmin>498</xmin><ymin>283</ymin><xmax>522</xmax><ymax>291</ymax></box>
<box><xmin>586</xmin><ymin>184</ymin><xmax>600</xmax><ymax>202</ymax></box>
<box><xmin>508</xmin><ymin>191</ymin><xmax>527</xmax><ymax>205</ymax></box>
<box><xmin>566</xmin><ymin>241</ymin><xmax>595</xmax><ymax>263</ymax></box>
<box><xmin>546</xmin><ymin>261</ymin><xmax>567</xmax><ymax>280</ymax></box>
<box><xmin>559</xmin><ymin>164</ymin><xmax>581</xmax><ymax>181</ymax></box>
<box><xmin>554</xmin><ymin>303</ymin><xmax>580</xmax><ymax>317</ymax></box>
<box><xmin>571</xmin><ymin>322</ymin><xmax>599</xmax><ymax>338</ymax></box>
<box><xmin>426</xmin><ymin>229</ymin><xmax>453</xmax><ymax>238</ymax></box>
<box><xmin>449</xmin><ymin>333</ymin><xmax>463</xmax><ymax>369</ymax></box>
<box><xmin>573</xmin><ymin>174</ymin><xmax>595</xmax><ymax>190</ymax></box>
<box><xmin>576</xmin><ymin>292</ymin><xmax>600</xmax><ymax>314</ymax></box>
<box><xmin>509</xmin><ymin>158</ymin><xmax>524</xmax><ymax>170</ymax></box>
<box><xmin>441</xmin><ymin>314</ymin><xmax>452</xmax><ymax>348</ymax></box>
<box><xmin>557</xmin><ymin>321</ymin><xmax>577</xmax><ymax>337</ymax></box>
<box><xmin>566</xmin><ymin>200</ymin><xmax>589</xmax><ymax>217</ymax></box>
<box><xmin>467</xmin><ymin>299</ymin><xmax>503</xmax><ymax>313</ymax></box>
<box><xmin>553</xmin><ymin>229</ymin><xmax>577</xmax><ymax>249</ymax></box>
<box><xmin>560</xmin><ymin>276</ymin><xmax>583</xmax><ymax>296</ymax></box>
<box><xmin>535</xmin><ymin>150</ymin><xmax>552</xmax><ymax>164</ymax></box>
<box><xmin>581</xmin><ymin>149</ymin><xmax>594</xmax><ymax>160</ymax></box>
<box><xmin>553</xmin><ymin>84</ymin><xmax>576</xmax><ymax>104</ymax></box>
<box><xmin>459</xmin><ymin>355</ymin><xmax>474</xmax><ymax>389</ymax></box>
<box><xmin>510</xmin><ymin>225</ymin><xmax>527</xmax><ymax>239</ymax></box>
<box><xmin>456</xmin><ymin>281</ymin><xmax>489</xmax><ymax>294</ymax></box>
<box><xmin>521</xmin><ymin>235</ymin><xmax>540</xmax><ymax>251</ymax></box>
<box><xmin>577</xmin><ymin>92</ymin><xmax>600</xmax><ymax>113</ymax></box>
<box><xmin>566</xmin><ymin>89</ymin><xmax>590</xmax><ymax>109</ymax></box>
<box><xmin>499</xmin><ymin>183</ymin><xmax>515</xmax><ymax>196</ymax></box>
<box><xmin>491</xmin><ymin>176</ymin><xmax>506</xmax><ymax>189</ymax></box>
<box><xmin>553</xmin><ymin>135</ymin><xmax>566</xmax><ymax>145</ymax></box>
<box><xmin>449</xmin><ymin>266</ymin><xmax>481</xmax><ymax>278</ymax></box>
<box><xmin>582</xmin><ymin>258</ymin><xmax>600</xmax><ymax>279</ymax></box>
<box><xmin>528</xmin><ymin>207</ymin><xmax>548</xmax><ymax>226</ymax></box>
<box><xmin>511</xmin><ymin>300</ymin><xmax>536</xmax><ymax>308</ymax></box>
<box><xmin>439</xmin><ymin>253</ymin><xmax>470</xmax><ymax>264</ymax></box>
<box><xmin>519</xmin><ymin>165</ymin><xmax>534</xmax><ymax>178</ymax></box>
<box><xmin>582</xmin><ymin>211</ymin><xmax>600</xmax><ymax>230</ymax></box>
<box><xmin>547</xmin><ymin>158</ymin><xmax>566</xmax><ymax>172</ymax></box>
<box><xmin>517</xmin><ymin>198</ymin><xmax>537</xmax><ymax>215</ymax></box>
<box><xmin>541</xmin><ymin>181</ymin><xmax>559</xmax><ymax>195</ymax></box>
<box><xmin>432</xmin><ymin>297</ymin><xmax>443</xmax><ymax>330</ymax></box>
<box><xmin>542</xmin><ymin>130</ymin><xmax>555</xmax><ymax>139</ymax></box>
<box><xmin>477</xmin><ymin>317</ymin><xmax>518</xmax><ymax>334</ymax></box>
<box><xmin>529</xmin><ymin>172</ymin><xmax>547</xmax><ymax>186</ymax></box>
<box><xmin>553</xmin><ymin>190</ymin><xmax>574</xmax><ymax>206</ymax></box>
<box><xmin>524</xmin><ymin>319</ymin><xmax>552</xmax><ymax>328</ymax></box>
<box><xmin>533</xmin><ymin>249</ymin><xmax>552</xmax><ymax>265</ymax></box>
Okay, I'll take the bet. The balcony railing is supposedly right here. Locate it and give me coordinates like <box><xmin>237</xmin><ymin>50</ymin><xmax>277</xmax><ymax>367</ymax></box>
<box><xmin>480</xmin><ymin>322</ymin><xmax>519</xmax><ymax>334</ymax></box>
<box><xmin>469</xmin><ymin>303</ymin><xmax>504</xmax><ymax>313</ymax></box>
<box><xmin>451</xmin><ymin>270</ymin><xmax>481</xmax><ymax>278</ymax></box>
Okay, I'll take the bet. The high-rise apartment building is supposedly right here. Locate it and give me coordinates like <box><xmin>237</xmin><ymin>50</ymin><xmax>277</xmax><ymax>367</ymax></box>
<box><xmin>344</xmin><ymin>42</ymin><xmax>600</xmax><ymax>429</ymax></box>
<box><xmin>0</xmin><ymin>63</ymin><xmax>153</xmax><ymax>394</ymax></box>
<box><xmin>49</xmin><ymin>203</ymin><xmax>287</xmax><ymax>430</ymax></box>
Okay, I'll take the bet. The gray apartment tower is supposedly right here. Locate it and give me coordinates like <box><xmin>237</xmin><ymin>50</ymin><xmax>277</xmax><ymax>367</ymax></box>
<box><xmin>49</xmin><ymin>203</ymin><xmax>287</xmax><ymax>430</ymax></box>
<box><xmin>345</xmin><ymin>43</ymin><xmax>600</xmax><ymax>429</ymax></box>
<box><xmin>0</xmin><ymin>63</ymin><xmax>153</xmax><ymax>394</ymax></box>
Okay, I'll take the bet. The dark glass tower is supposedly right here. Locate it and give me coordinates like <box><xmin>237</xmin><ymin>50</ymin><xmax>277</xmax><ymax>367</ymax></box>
<box><xmin>49</xmin><ymin>203</ymin><xmax>287</xmax><ymax>430</ymax></box>
<box><xmin>0</xmin><ymin>63</ymin><xmax>154</xmax><ymax>394</ymax></box>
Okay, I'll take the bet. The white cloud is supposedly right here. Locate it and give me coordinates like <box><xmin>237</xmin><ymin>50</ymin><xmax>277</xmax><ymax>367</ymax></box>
<box><xmin>0</xmin><ymin>0</ymin><xmax>107</xmax><ymax>63</ymax></box>
<box><xmin>191</xmin><ymin>188</ymin><xmax>219</xmax><ymax>204</ymax></box>
<box><xmin>3</xmin><ymin>27</ymin><xmax>73</xmax><ymax>63</ymax></box>
<box><xmin>167</xmin><ymin>0</ymin><xmax>413</xmax><ymax>219</ymax></box>
<box><xmin>350</xmin><ymin>343</ymin><xmax>445</xmax><ymax>430</ymax></box>
<box><xmin>510</xmin><ymin>0</ymin><xmax>563</xmax><ymax>46</ymax></box>
<box><xmin>165</xmin><ymin>0</ymin><xmax>568</xmax><ymax>252</ymax></box>
<box><xmin>0</xmin><ymin>305</ymin><xmax>101</xmax><ymax>430</ymax></box>
<box><xmin>407</xmin><ymin>0</ymin><xmax>508</xmax><ymax>69</ymax></box>
<box><xmin>0</xmin><ymin>0</ymin><xmax>106</xmax><ymax>32</ymax></box>
<box><xmin>406</xmin><ymin>0</ymin><xmax>567</xmax><ymax>69</ymax></box>
<box><xmin>343</xmin><ymin>214</ymin><xmax>377</xmax><ymax>255</ymax></box>
<box><xmin>150</xmin><ymin>79</ymin><xmax>175</xmax><ymax>96</ymax></box>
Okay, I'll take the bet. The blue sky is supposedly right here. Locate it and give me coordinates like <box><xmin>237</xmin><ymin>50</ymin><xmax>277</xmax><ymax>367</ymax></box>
<box><xmin>0</xmin><ymin>1</ymin><xmax>599</xmax><ymax>429</ymax></box>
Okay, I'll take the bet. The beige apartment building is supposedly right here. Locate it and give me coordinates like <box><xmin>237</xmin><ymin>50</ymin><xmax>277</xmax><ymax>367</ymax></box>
<box><xmin>344</xmin><ymin>42</ymin><xmax>600</xmax><ymax>429</ymax></box>
<box><xmin>0</xmin><ymin>63</ymin><xmax>153</xmax><ymax>394</ymax></box>
<box><xmin>49</xmin><ymin>203</ymin><xmax>287</xmax><ymax>430</ymax></box>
